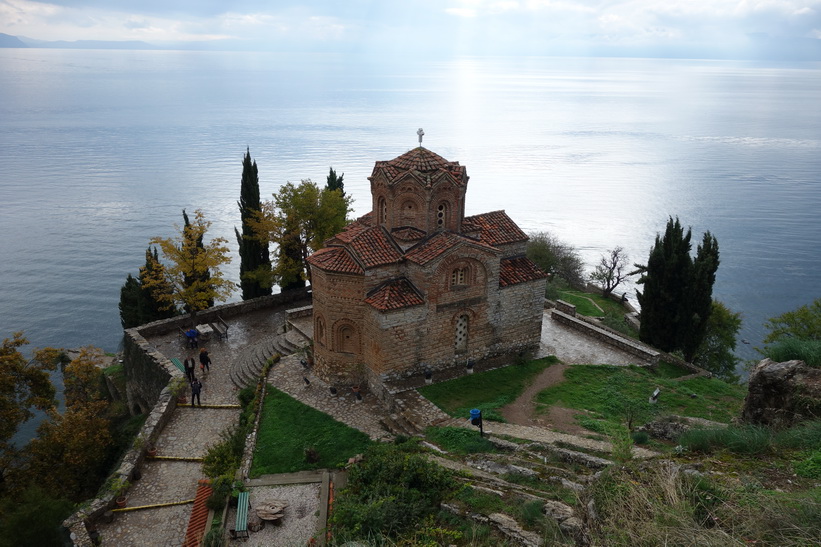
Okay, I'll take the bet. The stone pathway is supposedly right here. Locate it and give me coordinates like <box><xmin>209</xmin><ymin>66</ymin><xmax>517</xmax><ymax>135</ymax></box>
<box><xmin>94</xmin><ymin>307</ymin><xmax>657</xmax><ymax>546</ymax></box>
<box><xmin>94</xmin><ymin>310</ymin><xmax>258</xmax><ymax>546</ymax></box>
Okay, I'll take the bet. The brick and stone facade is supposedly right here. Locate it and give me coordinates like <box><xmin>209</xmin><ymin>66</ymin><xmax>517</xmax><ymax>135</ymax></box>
<box><xmin>308</xmin><ymin>147</ymin><xmax>547</xmax><ymax>388</ymax></box>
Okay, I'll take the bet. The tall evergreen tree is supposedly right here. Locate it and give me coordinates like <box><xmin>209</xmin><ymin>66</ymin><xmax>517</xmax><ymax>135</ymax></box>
<box><xmin>118</xmin><ymin>274</ymin><xmax>142</xmax><ymax>329</ymax></box>
<box><xmin>635</xmin><ymin>217</ymin><xmax>720</xmax><ymax>359</ymax></box>
<box><xmin>235</xmin><ymin>148</ymin><xmax>272</xmax><ymax>300</ymax></box>
<box><xmin>326</xmin><ymin>167</ymin><xmax>345</xmax><ymax>197</ymax></box>
<box><xmin>635</xmin><ymin>217</ymin><xmax>693</xmax><ymax>353</ymax></box>
<box><xmin>681</xmin><ymin>231</ymin><xmax>720</xmax><ymax>361</ymax></box>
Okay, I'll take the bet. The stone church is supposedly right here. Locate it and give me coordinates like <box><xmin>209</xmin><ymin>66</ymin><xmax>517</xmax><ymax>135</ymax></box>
<box><xmin>307</xmin><ymin>146</ymin><xmax>547</xmax><ymax>392</ymax></box>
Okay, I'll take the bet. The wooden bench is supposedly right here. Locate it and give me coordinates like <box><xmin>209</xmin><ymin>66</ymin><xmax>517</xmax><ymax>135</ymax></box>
<box><xmin>169</xmin><ymin>358</ymin><xmax>185</xmax><ymax>374</ymax></box>
<box><xmin>230</xmin><ymin>490</ymin><xmax>250</xmax><ymax>540</ymax></box>
<box><xmin>210</xmin><ymin>316</ymin><xmax>229</xmax><ymax>340</ymax></box>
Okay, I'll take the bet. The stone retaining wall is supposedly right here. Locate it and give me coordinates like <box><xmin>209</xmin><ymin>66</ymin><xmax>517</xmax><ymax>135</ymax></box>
<box><xmin>64</xmin><ymin>289</ymin><xmax>311</xmax><ymax>546</ymax></box>
<box><xmin>63</xmin><ymin>389</ymin><xmax>179</xmax><ymax>546</ymax></box>
<box><xmin>550</xmin><ymin>309</ymin><xmax>660</xmax><ymax>365</ymax></box>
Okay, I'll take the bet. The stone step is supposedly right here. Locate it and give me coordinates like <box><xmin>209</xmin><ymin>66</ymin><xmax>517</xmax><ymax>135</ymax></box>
<box><xmin>229</xmin><ymin>336</ymin><xmax>283</xmax><ymax>390</ymax></box>
<box><xmin>380</xmin><ymin>414</ymin><xmax>419</xmax><ymax>437</ymax></box>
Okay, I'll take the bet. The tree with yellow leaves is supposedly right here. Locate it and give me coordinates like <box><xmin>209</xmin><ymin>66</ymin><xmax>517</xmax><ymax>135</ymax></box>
<box><xmin>0</xmin><ymin>333</ymin><xmax>62</xmax><ymax>491</ymax></box>
<box><xmin>143</xmin><ymin>209</ymin><xmax>234</xmax><ymax>325</ymax></box>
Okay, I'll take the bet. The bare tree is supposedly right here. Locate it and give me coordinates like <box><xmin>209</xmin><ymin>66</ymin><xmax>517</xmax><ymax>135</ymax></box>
<box><xmin>590</xmin><ymin>247</ymin><xmax>632</xmax><ymax>297</ymax></box>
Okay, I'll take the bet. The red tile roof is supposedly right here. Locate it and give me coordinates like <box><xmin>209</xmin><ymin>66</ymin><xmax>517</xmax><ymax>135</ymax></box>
<box><xmin>499</xmin><ymin>256</ymin><xmax>548</xmax><ymax>287</ymax></box>
<box><xmin>183</xmin><ymin>479</ymin><xmax>213</xmax><ymax>547</ymax></box>
<box><xmin>329</xmin><ymin>217</ymin><xmax>372</xmax><ymax>244</ymax></box>
<box><xmin>308</xmin><ymin>246</ymin><xmax>364</xmax><ymax>274</ymax></box>
<box><xmin>462</xmin><ymin>210</ymin><xmax>529</xmax><ymax>246</ymax></box>
<box><xmin>364</xmin><ymin>278</ymin><xmax>425</xmax><ymax>311</ymax></box>
<box><xmin>391</xmin><ymin>226</ymin><xmax>427</xmax><ymax>242</ymax></box>
<box><xmin>405</xmin><ymin>231</ymin><xmax>497</xmax><ymax>266</ymax></box>
<box><xmin>373</xmin><ymin>147</ymin><xmax>467</xmax><ymax>185</ymax></box>
<box><xmin>348</xmin><ymin>226</ymin><xmax>403</xmax><ymax>268</ymax></box>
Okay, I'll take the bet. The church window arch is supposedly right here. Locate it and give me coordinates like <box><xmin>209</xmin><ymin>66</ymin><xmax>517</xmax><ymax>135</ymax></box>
<box><xmin>454</xmin><ymin>314</ymin><xmax>469</xmax><ymax>354</ymax></box>
<box><xmin>451</xmin><ymin>266</ymin><xmax>469</xmax><ymax>287</ymax></box>
<box><xmin>336</xmin><ymin>322</ymin><xmax>360</xmax><ymax>354</ymax></box>
<box><xmin>436</xmin><ymin>201</ymin><xmax>449</xmax><ymax>229</ymax></box>
<box><xmin>378</xmin><ymin>197</ymin><xmax>388</xmax><ymax>225</ymax></box>
<box><xmin>315</xmin><ymin>315</ymin><xmax>326</xmax><ymax>347</ymax></box>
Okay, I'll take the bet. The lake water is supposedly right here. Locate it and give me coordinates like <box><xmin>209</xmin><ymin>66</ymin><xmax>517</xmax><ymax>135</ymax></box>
<box><xmin>1</xmin><ymin>49</ymin><xmax>820</xmax><ymax>368</ymax></box>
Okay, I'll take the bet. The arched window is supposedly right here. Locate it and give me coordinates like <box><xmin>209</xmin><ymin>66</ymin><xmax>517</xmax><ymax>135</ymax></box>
<box><xmin>454</xmin><ymin>314</ymin><xmax>469</xmax><ymax>353</ymax></box>
<box><xmin>315</xmin><ymin>316</ymin><xmax>326</xmax><ymax>346</ymax></box>
<box><xmin>378</xmin><ymin>197</ymin><xmax>387</xmax><ymax>225</ymax></box>
<box><xmin>451</xmin><ymin>266</ymin><xmax>468</xmax><ymax>287</ymax></box>
<box><xmin>436</xmin><ymin>202</ymin><xmax>449</xmax><ymax>229</ymax></box>
<box><xmin>338</xmin><ymin>324</ymin><xmax>359</xmax><ymax>354</ymax></box>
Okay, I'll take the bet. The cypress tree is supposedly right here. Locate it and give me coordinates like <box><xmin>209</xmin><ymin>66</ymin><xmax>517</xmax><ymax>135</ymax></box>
<box><xmin>635</xmin><ymin>217</ymin><xmax>693</xmax><ymax>353</ymax></box>
<box><xmin>326</xmin><ymin>166</ymin><xmax>345</xmax><ymax>197</ymax></box>
<box><xmin>681</xmin><ymin>232</ymin><xmax>720</xmax><ymax>361</ymax></box>
<box><xmin>636</xmin><ymin>217</ymin><xmax>721</xmax><ymax>360</ymax></box>
<box><xmin>118</xmin><ymin>274</ymin><xmax>142</xmax><ymax>328</ymax></box>
<box><xmin>236</xmin><ymin>148</ymin><xmax>272</xmax><ymax>300</ymax></box>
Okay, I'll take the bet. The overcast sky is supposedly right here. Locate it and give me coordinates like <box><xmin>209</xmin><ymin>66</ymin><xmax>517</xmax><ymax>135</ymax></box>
<box><xmin>2</xmin><ymin>0</ymin><xmax>821</xmax><ymax>59</ymax></box>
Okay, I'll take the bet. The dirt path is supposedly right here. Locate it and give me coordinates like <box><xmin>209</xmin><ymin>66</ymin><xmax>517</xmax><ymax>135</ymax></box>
<box><xmin>499</xmin><ymin>363</ymin><xmax>591</xmax><ymax>435</ymax></box>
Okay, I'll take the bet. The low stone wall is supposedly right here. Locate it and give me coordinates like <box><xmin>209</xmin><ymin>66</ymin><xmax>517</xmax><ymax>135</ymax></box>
<box><xmin>64</xmin><ymin>289</ymin><xmax>311</xmax><ymax>546</ymax></box>
<box><xmin>555</xmin><ymin>300</ymin><xmax>577</xmax><ymax>316</ymax></box>
<box><xmin>63</xmin><ymin>389</ymin><xmax>179</xmax><ymax>546</ymax></box>
<box><xmin>287</xmin><ymin>305</ymin><xmax>313</xmax><ymax>320</ymax></box>
<box><xmin>550</xmin><ymin>309</ymin><xmax>660</xmax><ymax>365</ymax></box>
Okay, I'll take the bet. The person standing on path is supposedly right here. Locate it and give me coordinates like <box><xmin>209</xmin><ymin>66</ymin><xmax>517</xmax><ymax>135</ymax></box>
<box><xmin>199</xmin><ymin>348</ymin><xmax>211</xmax><ymax>374</ymax></box>
<box><xmin>191</xmin><ymin>379</ymin><xmax>202</xmax><ymax>407</ymax></box>
<box><xmin>184</xmin><ymin>358</ymin><xmax>196</xmax><ymax>383</ymax></box>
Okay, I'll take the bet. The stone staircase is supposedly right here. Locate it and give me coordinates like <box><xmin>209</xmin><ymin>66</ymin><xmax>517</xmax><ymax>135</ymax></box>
<box><xmin>379</xmin><ymin>413</ymin><xmax>423</xmax><ymax>437</ymax></box>
<box><xmin>229</xmin><ymin>330</ymin><xmax>309</xmax><ymax>389</ymax></box>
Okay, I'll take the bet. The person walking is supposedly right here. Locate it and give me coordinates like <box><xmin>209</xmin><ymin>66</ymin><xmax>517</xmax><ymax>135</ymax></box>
<box><xmin>191</xmin><ymin>379</ymin><xmax>202</xmax><ymax>407</ymax></box>
<box><xmin>199</xmin><ymin>348</ymin><xmax>211</xmax><ymax>374</ymax></box>
<box><xmin>184</xmin><ymin>358</ymin><xmax>196</xmax><ymax>383</ymax></box>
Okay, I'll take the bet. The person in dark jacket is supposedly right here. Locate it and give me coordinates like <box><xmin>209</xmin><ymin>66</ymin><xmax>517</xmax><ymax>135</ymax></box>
<box><xmin>191</xmin><ymin>379</ymin><xmax>202</xmax><ymax>407</ymax></box>
<box><xmin>199</xmin><ymin>348</ymin><xmax>211</xmax><ymax>374</ymax></box>
<box><xmin>184</xmin><ymin>358</ymin><xmax>196</xmax><ymax>383</ymax></box>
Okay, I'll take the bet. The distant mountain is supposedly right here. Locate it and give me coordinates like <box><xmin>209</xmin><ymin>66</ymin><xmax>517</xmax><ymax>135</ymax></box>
<box><xmin>12</xmin><ymin>34</ymin><xmax>158</xmax><ymax>50</ymax></box>
<box><xmin>0</xmin><ymin>33</ymin><xmax>28</xmax><ymax>48</ymax></box>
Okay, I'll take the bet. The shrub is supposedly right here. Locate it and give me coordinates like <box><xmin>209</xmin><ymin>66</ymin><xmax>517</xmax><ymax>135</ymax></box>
<box><xmin>775</xmin><ymin>420</ymin><xmax>821</xmax><ymax>450</ymax></box>
<box><xmin>202</xmin><ymin>426</ymin><xmax>245</xmax><ymax>479</ymax></box>
<box><xmin>679</xmin><ymin>425</ymin><xmax>772</xmax><ymax>455</ymax></box>
<box><xmin>631</xmin><ymin>431</ymin><xmax>650</xmax><ymax>445</ymax></box>
<box><xmin>764</xmin><ymin>338</ymin><xmax>821</xmax><ymax>367</ymax></box>
<box><xmin>331</xmin><ymin>443</ymin><xmax>456</xmax><ymax>540</ymax></box>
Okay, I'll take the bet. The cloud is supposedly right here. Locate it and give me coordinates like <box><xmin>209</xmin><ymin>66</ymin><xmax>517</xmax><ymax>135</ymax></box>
<box><xmin>1</xmin><ymin>0</ymin><xmax>820</xmax><ymax>59</ymax></box>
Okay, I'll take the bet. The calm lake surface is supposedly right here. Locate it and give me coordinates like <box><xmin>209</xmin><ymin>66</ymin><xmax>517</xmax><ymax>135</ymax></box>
<box><xmin>1</xmin><ymin>49</ymin><xmax>820</xmax><ymax>367</ymax></box>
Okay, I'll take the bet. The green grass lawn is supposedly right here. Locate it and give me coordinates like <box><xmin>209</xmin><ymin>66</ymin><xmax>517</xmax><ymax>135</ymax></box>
<box><xmin>250</xmin><ymin>388</ymin><xmax>372</xmax><ymax>477</ymax></box>
<box><xmin>557</xmin><ymin>289</ymin><xmax>626</xmax><ymax>317</ymax></box>
<box><xmin>418</xmin><ymin>357</ymin><xmax>557</xmax><ymax>421</ymax></box>
<box><xmin>535</xmin><ymin>365</ymin><xmax>746</xmax><ymax>426</ymax></box>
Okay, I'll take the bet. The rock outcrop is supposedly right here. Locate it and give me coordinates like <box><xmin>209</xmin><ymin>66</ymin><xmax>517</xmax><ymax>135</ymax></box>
<box><xmin>741</xmin><ymin>359</ymin><xmax>821</xmax><ymax>428</ymax></box>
